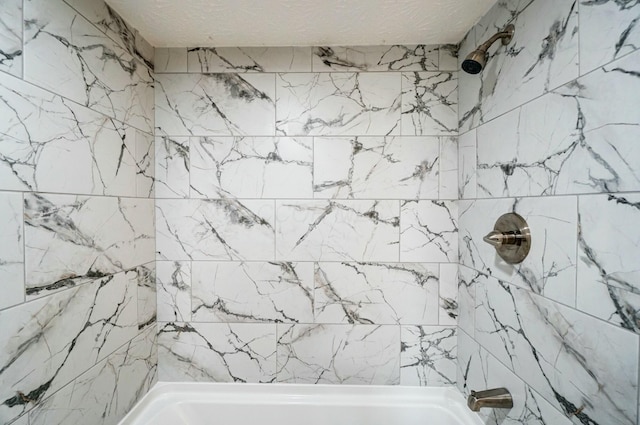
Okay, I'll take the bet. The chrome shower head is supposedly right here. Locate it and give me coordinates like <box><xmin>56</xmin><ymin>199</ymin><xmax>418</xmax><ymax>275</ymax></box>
<box><xmin>461</xmin><ymin>24</ymin><xmax>515</xmax><ymax>74</ymax></box>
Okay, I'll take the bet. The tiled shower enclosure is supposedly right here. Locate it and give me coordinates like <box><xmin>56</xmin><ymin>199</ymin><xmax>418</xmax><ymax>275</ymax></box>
<box><xmin>1</xmin><ymin>0</ymin><xmax>639</xmax><ymax>424</ymax></box>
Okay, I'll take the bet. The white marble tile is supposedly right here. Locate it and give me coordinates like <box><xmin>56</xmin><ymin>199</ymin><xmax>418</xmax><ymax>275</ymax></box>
<box><xmin>457</xmin><ymin>266</ymin><xmax>478</xmax><ymax>336</ymax></box>
<box><xmin>24</xmin><ymin>0</ymin><xmax>154</xmax><ymax>133</ymax></box>
<box><xmin>0</xmin><ymin>0</ymin><xmax>22</xmax><ymax>77</ymax></box>
<box><xmin>276</xmin><ymin>324</ymin><xmax>399</xmax><ymax>384</ymax></box>
<box><xmin>276</xmin><ymin>200</ymin><xmax>399</xmax><ymax>261</ymax></box>
<box><xmin>155</xmin><ymin>136</ymin><xmax>190</xmax><ymax>198</ymax></box>
<box><xmin>477</xmin><ymin>50</ymin><xmax>640</xmax><ymax>197</ymax></box>
<box><xmin>475</xmin><ymin>276</ymin><xmax>639</xmax><ymax>425</ymax></box>
<box><xmin>458</xmin><ymin>0</ymin><xmax>579</xmax><ymax>130</ymax></box>
<box><xmin>438</xmin><ymin>44</ymin><xmax>458</xmax><ymax>72</ymax></box>
<box><xmin>190</xmin><ymin>136</ymin><xmax>313</xmax><ymax>199</ymax></box>
<box><xmin>24</xmin><ymin>194</ymin><xmax>152</xmax><ymax>299</ymax></box>
<box><xmin>192</xmin><ymin>261</ymin><xmax>313</xmax><ymax>323</ymax></box>
<box><xmin>135</xmin><ymin>130</ymin><xmax>155</xmax><ymax>198</ymax></box>
<box><xmin>314</xmin><ymin>262</ymin><xmax>439</xmax><ymax>325</ymax></box>
<box><xmin>154</xmin><ymin>48</ymin><xmax>187</xmax><ymax>73</ymax></box>
<box><xmin>156</xmin><ymin>199</ymin><xmax>275</xmax><ymax>261</ymax></box>
<box><xmin>312</xmin><ymin>45</ymin><xmax>439</xmax><ymax>72</ymax></box>
<box><xmin>439</xmin><ymin>136</ymin><xmax>458</xmax><ymax>200</ymax></box>
<box><xmin>158</xmin><ymin>322</ymin><xmax>276</xmax><ymax>383</ymax></box>
<box><xmin>456</xmin><ymin>330</ymin><xmax>573</xmax><ymax>425</ymax></box>
<box><xmin>157</xmin><ymin>261</ymin><xmax>191</xmax><ymax>322</ymax></box>
<box><xmin>458</xmin><ymin>196</ymin><xmax>577</xmax><ymax>306</ymax></box>
<box><xmin>29</xmin><ymin>326</ymin><xmax>157</xmax><ymax>425</ymax></box>
<box><xmin>458</xmin><ymin>130</ymin><xmax>476</xmax><ymax>199</ymax></box>
<box><xmin>578</xmin><ymin>193</ymin><xmax>640</xmax><ymax>333</ymax></box>
<box><xmin>579</xmin><ymin>0</ymin><xmax>640</xmax><ymax>75</ymax></box>
<box><xmin>313</xmin><ymin>136</ymin><xmax>440</xmax><ymax>200</ymax></box>
<box><xmin>401</xmin><ymin>71</ymin><xmax>458</xmax><ymax>136</ymax></box>
<box><xmin>275</xmin><ymin>73</ymin><xmax>401</xmax><ymax>136</ymax></box>
<box><xmin>128</xmin><ymin>198</ymin><xmax>155</xmax><ymax>266</ymax></box>
<box><xmin>0</xmin><ymin>192</ymin><xmax>23</xmax><ymax>310</ymax></box>
<box><xmin>400</xmin><ymin>200</ymin><xmax>458</xmax><ymax>262</ymax></box>
<box><xmin>578</xmin><ymin>277</ymin><xmax>640</xmax><ymax>336</ymax></box>
<box><xmin>0</xmin><ymin>74</ymin><xmax>144</xmax><ymax>196</ymax></box>
<box><xmin>438</xmin><ymin>263</ymin><xmax>458</xmax><ymax>325</ymax></box>
<box><xmin>188</xmin><ymin>47</ymin><xmax>311</xmax><ymax>73</ymax></box>
<box><xmin>63</xmin><ymin>0</ymin><xmax>154</xmax><ymax>69</ymax></box>
<box><xmin>131</xmin><ymin>262</ymin><xmax>156</xmax><ymax>331</ymax></box>
<box><xmin>155</xmin><ymin>73</ymin><xmax>276</xmax><ymax>136</ymax></box>
<box><xmin>0</xmin><ymin>271</ymin><xmax>137</xmax><ymax>423</ymax></box>
<box><xmin>400</xmin><ymin>326</ymin><xmax>456</xmax><ymax>386</ymax></box>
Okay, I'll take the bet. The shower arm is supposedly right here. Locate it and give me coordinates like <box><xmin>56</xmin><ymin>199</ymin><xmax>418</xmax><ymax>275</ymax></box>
<box><xmin>477</xmin><ymin>25</ymin><xmax>515</xmax><ymax>52</ymax></box>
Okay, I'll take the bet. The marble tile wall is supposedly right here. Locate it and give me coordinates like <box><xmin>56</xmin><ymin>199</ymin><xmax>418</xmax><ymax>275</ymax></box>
<box><xmin>0</xmin><ymin>0</ymin><xmax>156</xmax><ymax>424</ymax></box>
<box><xmin>154</xmin><ymin>44</ymin><xmax>461</xmax><ymax>386</ymax></box>
<box><xmin>457</xmin><ymin>1</ymin><xmax>640</xmax><ymax>425</ymax></box>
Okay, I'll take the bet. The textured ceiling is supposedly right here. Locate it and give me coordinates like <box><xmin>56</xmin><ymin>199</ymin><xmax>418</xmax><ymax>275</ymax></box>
<box><xmin>104</xmin><ymin>0</ymin><xmax>497</xmax><ymax>47</ymax></box>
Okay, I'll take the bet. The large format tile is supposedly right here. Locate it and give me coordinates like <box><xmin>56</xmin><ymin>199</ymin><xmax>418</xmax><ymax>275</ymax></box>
<box><xmin>458</xmin><ymin>0</ymin><xmax>578</xmax><ymax>132</ymax></box>
<box><xmin>0</xmin><ymin>74</ymin><xmax>146</xmax><ymax>196</ymax></box>
<box><xmin>0</xmin><ymin>0</ymin><xmax>22</xmax><ymax>77</ymax></box>
<box><xmin>579</xmin><ymin>0</ymin><xmax>640</xmax><ymax>75</ymax></box>
<box><xmin>401</xmin><ymin>71</ymin><xmax>458</xmax><ymax>136</ymax></box>
<box><xmin>155</xmin><ymin>73</ymin><xmax>276</xmax><ymax>136</ymax></box>
<box><xmin>190</xmin><ymin>136</ymin><xmax>313</xmax><ymax>199</ymax></box>
<box><xmin>0</xmin><ymin>192</ymin><xmax>23</xmax><ymax>310</ymax></box>
<box><xmin>458</xmin><ymin>196</ymin><xmax>577</xmax><ymax>306</ymax></box>
<box><xmin>188</xmin><ymin>47</ymin><xmax>311</xmax><ymax>73</ymax></box>
<box><xmin>276</xmin><ymin>200</ymin><xmax>399</xmax><ymax>261</ymax></box>
<box><xmin>400</xmin><ymin>326</ymin><xmax>456</xmax><ymax>386</ymax></box>
<box><xmin>29</xmin><ymin>326</ymin><xmax>157</xmax><ymax>425</ymax></box>
<box><xmin>156</xmin><ymin>199</ymin><xmax>275</xmax><ymax>261</ymax></box>
<box><xmin>23</xmin><ymin>0</ymin><xmax>154</xmax><ymax>133</ymax></box>
<box><xmin>314</xmin><ymin>262</ymin><xmax>439</xmax><ymax>325</ymax></box>
<box><xmin>158</xmin><ymin>322</ymin><xmax>276</xmax><ymax>383</ymax></box>
<box><xmin>0</xmin><ymin>271</ymin><xmax>137</xmax><ymax>423</ymax></box>
<box><xmin>276</xmin><ymin>73</ymin><xmax>401</xmax><ymax>136</ymax></box>
<box><xmin>24</xmin><ymin>194</ymin><xmax>153</xmax><ymax>299</ymax></box>
<box><xmin>311</xmin><ymin>45</ymin><xmax>439</xmax><ymax>72</ymax></box>
<box><xmin>313</xmin><ymin>136</ymin><xmax>440</xmax><ymax>200</ymax></box>
<box><xmin>276</xmin><ymin>324</ymin><xmax>399</xmax><ymax>384</ymax></box>
<box><xmin>578</xmin><ymin>193</ymin><xmax>640</xmax><ymax>333</ymax></box>
<box><xmin>476</xmin><ymin>50</ymin><xmax>640</xmax><ymax>197</ymax></box>
<box><xmin>400</xmin><ymin>200</ymin><xmax>458</xmax><ymax>262</ymax></box>
<box><xmin>475</xmin><ymin>276</ymin><xmax>639</xmax><ymax>425</ymax></box>
<box><xmin>192</xmin><ymin>262</ymin><xmax>313</xmax><ymax>323</ymax></box>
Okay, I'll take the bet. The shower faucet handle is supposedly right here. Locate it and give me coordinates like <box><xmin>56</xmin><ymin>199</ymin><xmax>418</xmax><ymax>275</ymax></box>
<box><xmin>482</xmin><ymin>213</ymin><xmax>531</xmax><ymax>264</ymax></box>
<box><xmin>483</xmin><ymin>229</ymin><xmax>524</xmax><ymax>247</ymax></box>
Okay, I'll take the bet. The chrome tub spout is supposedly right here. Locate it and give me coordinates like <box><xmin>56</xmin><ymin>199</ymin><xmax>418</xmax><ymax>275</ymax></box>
<box><xmin>467</xmin><ymin>388</ymin><xmax>513</xmax><ymax>412</ymax></box>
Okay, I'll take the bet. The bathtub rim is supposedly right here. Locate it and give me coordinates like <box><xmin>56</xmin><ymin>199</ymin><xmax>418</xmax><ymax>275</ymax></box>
<box><xmin>119</xmin><ymin>382</ymin><xmax>483</xmax><ymax>425</ymax></box>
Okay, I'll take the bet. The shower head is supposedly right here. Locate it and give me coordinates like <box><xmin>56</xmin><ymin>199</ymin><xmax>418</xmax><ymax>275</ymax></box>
<box><xmin>461</xmin><ymin>24</ymin><xmax>515</xmax><ymax>74</ymax></box>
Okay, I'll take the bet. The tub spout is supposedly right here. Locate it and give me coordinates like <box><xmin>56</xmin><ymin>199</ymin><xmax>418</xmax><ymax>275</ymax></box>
<box><xmin>467</xmin><ymin>388</ymin><xmax>513</xmax><ymax>412</ymax></box>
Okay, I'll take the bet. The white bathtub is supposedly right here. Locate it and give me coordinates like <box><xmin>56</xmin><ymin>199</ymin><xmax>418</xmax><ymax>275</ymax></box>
<box><xmin>118</xmin><ymin>382</ymin><xmax>483</xmax><ymax>425</ymax></box>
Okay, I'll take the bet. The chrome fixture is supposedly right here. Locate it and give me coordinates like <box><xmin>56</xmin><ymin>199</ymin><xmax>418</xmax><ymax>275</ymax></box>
<box><xmin>467</xmin><ymin>388</ymin><xmax>514</xmax><ymax>412</ymax></box>
<box><xmin>483</xmin><ymin>212</ymin><xmax>531</xmax><ymax>264</ymax></box>
<box><xmin>461</xmin><ymin>24</ymin><xmax>515</xmax><ymax>74</ymax></box>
